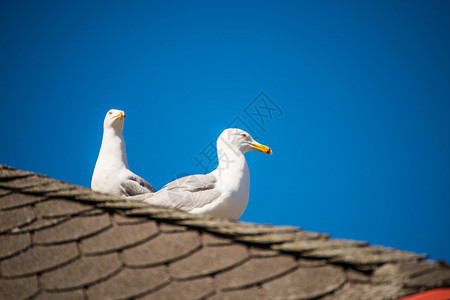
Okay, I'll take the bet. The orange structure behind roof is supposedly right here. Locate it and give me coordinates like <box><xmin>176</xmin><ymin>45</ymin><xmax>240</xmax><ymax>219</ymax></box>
<box><xmin>399</xmin><ymin>288</ymin><xmax>450</xmax><ymax>300</ymax></box>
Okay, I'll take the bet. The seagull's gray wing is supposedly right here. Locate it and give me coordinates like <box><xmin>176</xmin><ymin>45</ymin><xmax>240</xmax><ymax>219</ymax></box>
<box><xmin>120</xmin><ymin>173</ymin><xmax>156</xmax><ymax>196</ymax></box>
<box><xmin>144</xmin><ymin>174</ymin><xmax>220</xmax><ymax>211</ymax></box>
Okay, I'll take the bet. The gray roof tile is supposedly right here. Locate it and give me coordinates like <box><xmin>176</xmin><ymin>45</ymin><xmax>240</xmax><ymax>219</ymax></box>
<box><xmin>33</xmin><ymin>214</ymin><xmax>111</xmax><ymax>244</ymax></box>
<box><xmin>12</xmin><ymin>216</ymin><xmax>69</xmax><ymax>233</ymax></box>
<box><xmin>296</xmin><ymin>257</ymin><xmax>328</xmax><ymax>267</ymax></box>
<box><xmin>159</xmin><ymin>222</ymin><xmax>188</xmax><ymax>232</ymax></box>
<box><xmin>80</xmin><ymin>207</ymin><xmax>107</xmax><ymax>216</ymax></box>
<box><xmin>0</xmin><ymin>233</ymin><xmax>31</xmax><ymax>259</ymax></box>
<box><xmin>263</xmin><ymin>265</ymin><xmax>346</xmax><ymax>299</ymax></box>
<box><xmin>113</xmin><ymin>213</ymin><xmax>151</xmax><ymax>225</ymax></box>
<box><xmin>320</xmin><ymin>282</ymin><xmax>404</xmax><ymax>300</ymax></box>
<box><xmin>21</xmin><ymin>181</ymin><xmax>77</xmax><ymax>193</ymax></box>
<box><xmin>0</xmin><ymin>175</ymin><xmax>55</xmax><ymax>190</ymax></box>
<box><xmin>249</xmin><ymin>247</ymin><xmax>280</xmax><ymax>257</ymax></box>
<box><xmin>372</xmin><ymin>261</ymin><xmax>439</xmax><ymax>284</ymax></box>
<box><xmin>74</xmin><ymin>192</ymin><xmax>122</xmax><ymax>203</ymax></box>
<box><xmin>202</xmin><ymin>232</ymin><xmax>233</xmax><ymax>246</ymax></box>
<box><xmin>123</xmin><ymin>231</ymin><xmax>201</xmax><ymax>267</ymax></box>
<box><xmin>206</xmin><ymin>223</ymin><xmax>299</xmax><ymax>236</ymax></box>
<box><xmin>0</xmin><ymin>192</ymin><xmax>44</xmax><ymax>210</ymax></box>
<box><xmin>215</xmin><ymin>255</ymin><xmax>297</xmax><ymax>290</ymax></box>
<box><xmin>175</xmin><ymin>217</ymin><xmax>233</xmax><ymax>228</ymax></box>
<box><xmin>345</xmin><ymin>268</ymin><xmax>372</xmax><ymax>283</ymax></box>
<box><xmin>0</xmin><ymin>276</ymin><xmax>39</xmax><ymax>300</ymax></box>
<box><xmin>207</xmin><ymin>287</ymin><xmax>266</xmax><ymax>300</ymax></box>
<box><xmin>0</xmin><ymin>187</ymin><xmax>11</xmax><ymax>196</ymax></box>
<box><xmin>169</xmin><ymin>244</ymin><xmax>248</xmax><ymax>279</ymax></box>
<box><xmin>126</xmin><ymin>207</ymin><xmax>201</xmax><ymax>220</ymax></box>
<box><xmin>0</xmin><ymin>243</ymin><xmax>79</xmax><ymax>277</ymax></box>
<box><xmin>86</xmin><ymin>267</ymin><xmax>170</xmax><ymax>299</ymax></box>
<box><xmin>79</xmin><ymin>220</ymin><xmax>158</xmax><ymax>254</ymax></box>
<box><xmin>35</xmin><ymin>199</ymin><xmax>92</xmax><ymax>218</ymax></box>
<box><xmin>326</xmin><ymin>246</ymin><xmax>427</xmax><ymax>270</ymax></box>
<box><xmin>0</xmin><ymin>166</ymin><xmax>34</xmax><ymax>180</ymax></box>
<box><xmin>33</xmin><ymin>290</ymin><xmax>85</xmax><ymax>300</ymax></box>
<box><xmin>44</xmin><ymin>188</ymin><xmax>92</xmax><ymax>198</ymax></box>
<box><xmin>236</xmin><ymin>230</ymin><xmax>328</xmax><ymax>244</ymax></box>
<box><xmin>0</xmin><ymin>206</ymin><xmax>35</xmax><ymax>233</ymax></box>
<box><xmin>404</xmin><ymin>268</ymin><xmax>450</xmax><ymax>289</ymax></box>
<box><xmin>273</xmin><ymin>238</ymin><xmax>367</xmax><ymax>253</ymax></box>
<box><xmin>140</xmin><ymin>277</ymin><xmax>215</xmax><ymax>300</ymax></box>
<box><xmin>40</xmin><ymin>253</ymin><xmax>121</xmax><ymax>290</ymax></box>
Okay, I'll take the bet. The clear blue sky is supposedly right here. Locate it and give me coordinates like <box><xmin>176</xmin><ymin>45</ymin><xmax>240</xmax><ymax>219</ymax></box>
<box><xmin>1</xmin><ymin>1</ymin><xmax>449</xmax><ymax>261</ymax></box>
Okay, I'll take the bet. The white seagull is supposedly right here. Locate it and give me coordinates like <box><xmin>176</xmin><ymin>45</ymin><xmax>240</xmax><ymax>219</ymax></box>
<box><xmin>91</xmin><ymin>109</ymin><xmax>156</xmax><ymax>197</ymax></box>
<box><xmin>129</xmin><ymin>128</ymin><xmax>272</xmax><ymax>220</ymax></box>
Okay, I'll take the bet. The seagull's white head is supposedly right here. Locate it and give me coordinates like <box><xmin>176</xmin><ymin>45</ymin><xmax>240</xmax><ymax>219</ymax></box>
<box><xmin>103</xmin><ymin>109</ymin><xmax>126</xmax><ymax>131</ymax></box>
<box><xmin>218</xmin><ymin>128</ymin><xmax>272</xmax><ymax>155</ymax></box>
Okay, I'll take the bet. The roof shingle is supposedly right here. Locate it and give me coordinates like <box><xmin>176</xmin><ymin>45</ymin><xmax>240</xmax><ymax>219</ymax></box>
<box><xmin>123</xmin><ymin>231</ymin><xmax>201</xmax><ymax>267</ymax></box>
<box><xmin>0</xmin><ymin>206</ymin><xmax>35</xmax><ymax>233</ymax></box>
<box><xmin>0</xmin><ymin>232</ymin><xmax>31</xmax><ymax>259</ymax></box>
<box><xmin>1</xmin><ymin>243</ymin><xmax>79</xmax><ymax>277</ymax></box>
<box><xmin>262</xmin><ymin>265</ymin><xmax>346</xmax><ymax>299</ymax></box>
<box><xmin>0</xmin><ymin>276</ymin><xmax>39</xmax><ymax>300</ymax></box>
<box><xmin>79</xmin><ymin>220</ymin><xmax>158</xmax><ymax>255</ymax></box>
<box><xmin>86</xmin><ymin>267</ymin><xmax>170</xmax><ymax>300</ymax></box>
<box><xmin>32</xmin><ymin>214</ymin><xmax>111</xmax><ymax>245</ymax></box>
<box><xmin>40</xmin><ymin>253</ymin><xmax>122</xmax><ymax>291</ymax></box>
<box><xmin>169</xmin><ymin>244</ymin><xmax>248</xmax><ymax>279</ymax></box>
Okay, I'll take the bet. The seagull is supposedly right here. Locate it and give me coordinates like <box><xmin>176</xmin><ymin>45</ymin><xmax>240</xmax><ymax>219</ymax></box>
<box><xmin>129</xmin><ymin>128</ymin><xmax>272</xmax><ymax>220</ymax></box>
<box><xmin>91</xmin><ymin>109</ymin><xmax>156</xmax><ymax>197</ymax></box>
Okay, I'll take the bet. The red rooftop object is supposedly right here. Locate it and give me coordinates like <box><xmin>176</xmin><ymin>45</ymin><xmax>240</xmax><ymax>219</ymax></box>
<box><xmin>399</xmin><ymin>288</ymin><xmax>450</xmax><ymax>299</ymax></box>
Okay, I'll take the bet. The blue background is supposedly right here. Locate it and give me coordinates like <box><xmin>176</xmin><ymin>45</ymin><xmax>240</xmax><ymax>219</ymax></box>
<box><xmin>1</xmin><ymin>1</ymin><xmax>449</xmax><ymax>261</ymax></box>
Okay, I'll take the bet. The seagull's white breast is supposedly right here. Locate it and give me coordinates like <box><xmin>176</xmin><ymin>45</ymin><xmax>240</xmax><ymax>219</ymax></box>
<box><xmin>190</xmin><ymin>160</ymin><xmax>250</xmax><ymax>220</ymax></box>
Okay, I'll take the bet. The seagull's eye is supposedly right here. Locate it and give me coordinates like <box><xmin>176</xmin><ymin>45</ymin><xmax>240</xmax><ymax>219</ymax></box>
<box><xmin>108</xmin><ymin>112</ymin><xmax>113</xmax><ymax>115</ymax></box>
<box><xmin>241</xmin><ymin>133</ymin><xmax>247</xmax><ymax>138</ymax></box>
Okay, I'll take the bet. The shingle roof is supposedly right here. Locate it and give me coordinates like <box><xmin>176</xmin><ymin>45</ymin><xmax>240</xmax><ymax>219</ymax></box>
<box><xmin>0</xmin><ymin>164</ymin><xmax>449</xmax><ymax>300</ymax></box>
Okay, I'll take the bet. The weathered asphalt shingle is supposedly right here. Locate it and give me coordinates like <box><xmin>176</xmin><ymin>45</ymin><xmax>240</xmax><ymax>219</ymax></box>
<box><xmin>0</xmin><ymin>164</ymin><xmax>449</xmax><ymax>300</ymax></box>
<box><xmin>139</xmin><ymin>277</ymin><xmax>215</xmax><ymax>300</ymax></box>
<box><xmin>169</xmin><ymin>244</ymin><xmax>248</xmax><ymax>279</ymax></box>
<box><xmin>202</xmin><ymin>231</ymin><xmax>233</xmax><ymax>246</ymax></box>
<box><xmin>0</xmin><ymin>175</ymin><xmax>55</xmax><ymax>190</ymax></box>
<box><xmin>405</xmin><ymin>268</ymin><xmax>450</xmax><ymax>289</ymax></box>
<box><xmin>0</xmin><ymin>206</ymin><xmax>35</xmax><ymax>233</ymax></box>
<box><xmin>1</xmin><ymin>243</ymin><xmax>79</xmax><ymax>277</ymax></box>
<box><xmin>0</xmin><ymin>187</ymin><xmax>11</xmax><ymax>197</ymax></box>
<box><xmin>34</xmin><ymin>290</ymin><xmax>85</xmax><ymax>300</ymax></box>
<box><xmin>35</xmin><ymin>198</ymin><xmax>92</xmax><ymax>218</ymax></box>
<box><xmin>0</xmin><ymin>276</ymin><xmax>39</xmax><ymax>300</ymax></box>
<box><xmin>0</xmin><ymin>193</ymin><xmax>44</xmax><ymax>210</ymax></box>
<box><xmin>123</xmin><ymin>231</ymin><xmax>201</xmax><ymax>267</ymax></box>
<box><xmin>40</xmin><ymin>253</ymin><xmax>122</xmax><ymax>291</ymax></box>
<box><xmin>0</xmin><ymin>232</ymin><xmax>31</xmax><ymax>259</ymax></box>
<box><xmin>262</xmin><ymin>265</ymin><xmax>346</xmax><ymax>299</ymax></box>
<box><xmin>320</xmin><ymin>282</ymin><xmax>403</xmax><ymax>300</ymax></box>
<box><xmin>79</xmin><ymin>221</ymin><xmax>158</xmax><ymax>255</ymax></box>
<box><xmin>86</xmin><ymin>267</ymin><xmax>170</xmax><ymax>299</ymax></box>
<box><xmin>208</xmin><ymin>286</ymin><xmax>264</xmax><ymax>300</ymax></box>
<box><xmin>215</xmin><ymin>255</ymin><xmax>298</xmax><ymax>290</ymax></box>
<box><xmin>32</xmin><ymin>214</ymin><xmax>111</xmax><ymax>245</ymax></box>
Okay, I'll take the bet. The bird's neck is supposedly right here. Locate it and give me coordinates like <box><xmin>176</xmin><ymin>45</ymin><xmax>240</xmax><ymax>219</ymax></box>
<box><xmin>214</xmin><ymin>145</ymin><xmax>249</xmax><ymax>185</ymax></box>
<box><xmin>98</xmin><ymin>127</ymin><xmax>129</xmax><ymax>169</ymax></box>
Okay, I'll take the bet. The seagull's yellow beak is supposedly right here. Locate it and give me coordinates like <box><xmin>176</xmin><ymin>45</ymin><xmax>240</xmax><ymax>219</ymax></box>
<box><xmin>114</xmin><ymin>111</ymin><xmax>126</xmax><ymax>119</ymax></box>
<box><xmin>252</xmin><ymin>143</ymin><xmax>273</xmax><ymax>155</ymax></box>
